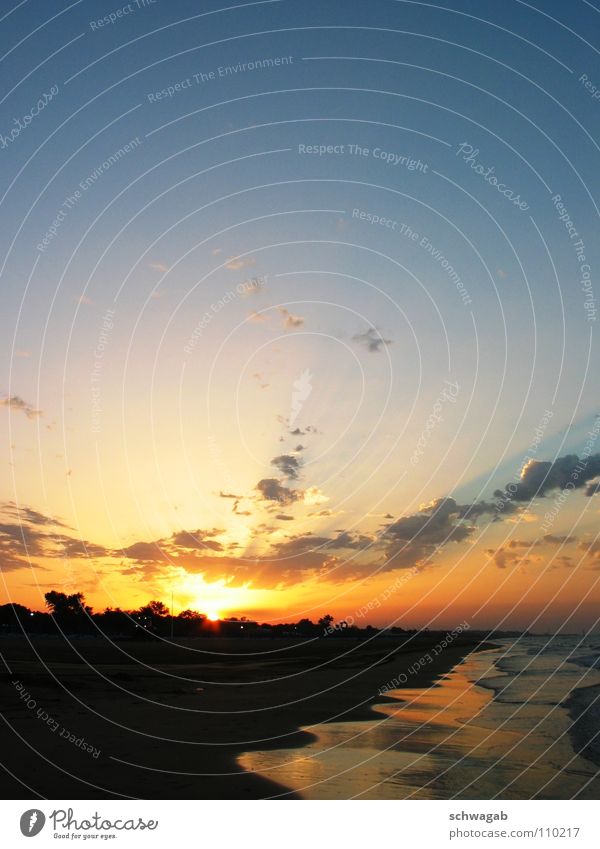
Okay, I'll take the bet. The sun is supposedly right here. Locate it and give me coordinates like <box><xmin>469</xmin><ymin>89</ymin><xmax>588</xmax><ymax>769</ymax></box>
<box><xmin>206</xmin><ymin>610</ymin><xmax>221</xmax><ymax>622</ymax></box>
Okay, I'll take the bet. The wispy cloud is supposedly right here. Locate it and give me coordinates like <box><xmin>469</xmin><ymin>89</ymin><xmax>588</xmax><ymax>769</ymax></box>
<box><xmin>278</xmin><ymin>307</ymin><xmax>304</xmax><ymax>329</ymax></box>
<box><xmin>353</xmin><ymin>327</ymin><xmax>392</xmax><ymax>353</ymax></box>
<box><xmin>0</xmin><ymin>395</ymin><xmax>42</xmax><ymax>419</ymax></box>
<box><xmin>247</xmin><ymin>310</ymin><xmax>270</xmax><ymax>323</ymax></box>
<box><xmin>225</xmin><ymin>256</ymin><xmax>256</xmax><ymax>271</ymax></box>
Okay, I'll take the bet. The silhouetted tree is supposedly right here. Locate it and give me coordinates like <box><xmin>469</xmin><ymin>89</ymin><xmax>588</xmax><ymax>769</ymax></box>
<box><xmin>147</xmin><ymin>600</ymin><xmax>169</xmax><ymax>617</ymax></box>
<box><xmin>178</xmin><ymin>609</ymin><xmax>206</xmax><ymax>622</ymax></box>
<box><xmin>45</xmin><ymin>591</ymin><xmax>91</xmax><ymax>616</ymax></box>
<box><xmin>44</xmin><ymin>591</ymin><xmax>93</xmax><ymax>633</ymax></box>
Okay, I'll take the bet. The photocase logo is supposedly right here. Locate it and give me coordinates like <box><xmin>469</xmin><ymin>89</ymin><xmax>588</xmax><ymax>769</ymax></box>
<box><xmin>290</xmin><ymin>369</ymin><xmax>312</xmax><ymax>427</ymax></box>
<box><xmin>19</xmin><ymin>810</ymin><xmax>46</xmax><ymax>837</ymax></box>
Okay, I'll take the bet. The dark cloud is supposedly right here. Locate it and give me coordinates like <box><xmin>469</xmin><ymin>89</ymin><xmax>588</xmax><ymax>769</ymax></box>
<box><xmin>289</xmin><ymin>425</ymin><xmax>318</xmax><ymax>436</ymax></box>
<box><xmin>326</xmin><ymin>531</ymin><xmax>375</xmax><ymax>551</ymax></box>
<box><xmin>275</xmin><ymin>514</ymin><xmax>295</xmax><ymax>521</ymax></box>
<box><xmin>0</xmin><ymin>522</ymin><xmax>47</xmax><ymax>557</ymax></box>
<box><xmin>0</xmin><ymin>552</ymin><xmax>33</xmax><ymax>572</ymax></box>
<box><xmin>494</xmin><ymin>453</ymin><xmax>600</xmax><ymax>503</ymax></box>
<box><xmin>118</xmin><ymin>541</ymin><xmax>170</xmax><ymax>562</ymax></box>
<box><xmin>0</xmin><ymin>503</ymin><xmax>111</xmax><ymax>571</ymax></box>
<box><xmin>353</xmin><ymin>327</ymin><xmax>392</xmax><ymax>353</ymax></box>
<box><xmin>256</xmin><ymin>478</ymin><xmax>301</xmax><ymax>504</ymax></box>
<box><xmin>169</xmin><ymin>529</ymin><xmax>224</xmax><ymax>551</ymax></box>
<box><xmin>271</xmin><ymin>454</ymin><xmax>302</xmax><ymax>480</ymax></box>
<box><xmin>217</xmin><ymin>491</ymin><xmax>250</xmax><ymax>515</ymax></box>
<box><xmin>506</xmin><ymin>539</ymin><xmax>539</xmax><ymax>549</ymax></box>
<box><xmin>119</xmin><ymin>527</ymin><xmax>227</xmax><ymax>564</ymax></box>
<box><xmin>56</xmin><ymin>537</ymin><xmax>112</xmax><ymax>558</ymax></box>
<box><xmin>543</xmin><ymin>534</ymin><xmax>577</xmax><ymax>545</ymax></box>
<box><xmin>269</xmin><ymin>534</ymin><xmax>330</xmax><ymax>556</ymax></box>
<box><xmin>384</xmin><ymin>498</ymin><xmax>472</xmax><ymax>545</ymax></box>
<box><xmin>1</xmin><ymin>502</ymin><xmax>70</xmax><ymax>528</ymax></box>
<box><xmin>459</xmin><ymin>499</ymin><xmax>517</xmax><ymax>519</ymax></box>
<box><xmin>380</xmin><ymin>498</ymin><xmax>475</xmax><ymax>571</ymax></box>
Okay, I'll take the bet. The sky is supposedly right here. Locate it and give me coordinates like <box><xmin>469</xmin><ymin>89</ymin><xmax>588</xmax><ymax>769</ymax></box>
<box><xmin>1</xmin><ymin>0</ymin><xmax>600</xmax><ymax>631</ymax></box>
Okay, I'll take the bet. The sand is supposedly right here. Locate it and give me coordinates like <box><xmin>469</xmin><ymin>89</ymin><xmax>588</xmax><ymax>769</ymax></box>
<box><xmin>0</xmin><ymin>632</ymin><xmax>492</xmax><ymax>799</ymax></box>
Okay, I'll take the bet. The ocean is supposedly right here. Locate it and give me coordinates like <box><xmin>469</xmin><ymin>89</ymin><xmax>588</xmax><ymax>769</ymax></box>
<box><xmin>238</xmin><ymin>636</ymin><xmax>600</xmax><ymax>799</ymax></box>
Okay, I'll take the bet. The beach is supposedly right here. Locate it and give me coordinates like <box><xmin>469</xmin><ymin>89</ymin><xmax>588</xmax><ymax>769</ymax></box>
<box><xmin>241</xmin><ymin>636</ymin><xmax>600</xmax><ymax>799</ymax></box>
<box><xmin>0</xmin><ymin>632</ymin><xmax>487</xmax><ymax>799</ymax></box>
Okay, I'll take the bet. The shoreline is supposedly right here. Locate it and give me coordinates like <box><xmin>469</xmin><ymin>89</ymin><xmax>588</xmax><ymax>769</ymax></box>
<box><xmin>0</xmin><ymin>634</ymin><xmax>497</xmax><ymax>799</ymax></box>
<box><xmin>235</xmin><ymin>642</ymin><xmax>499</xmax><ymax>798</ymax></box>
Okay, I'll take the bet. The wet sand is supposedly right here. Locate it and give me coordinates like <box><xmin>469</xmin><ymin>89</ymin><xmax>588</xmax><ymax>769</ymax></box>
<box><xmin>240</xmin><ymin>645</ymin><xmax>600</xmax><ymax>799</ymax></box>
<box><xmin>0</xmin><ymin>633</ymin><xmax>490</xmax><ymax>799</ymax></box>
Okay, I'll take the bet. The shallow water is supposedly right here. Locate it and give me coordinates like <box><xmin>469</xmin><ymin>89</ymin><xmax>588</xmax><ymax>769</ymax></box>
<box><xmin>238</xmin><ymin>636</ymin><xmax>600</xmax><ymax>799</ymax></box>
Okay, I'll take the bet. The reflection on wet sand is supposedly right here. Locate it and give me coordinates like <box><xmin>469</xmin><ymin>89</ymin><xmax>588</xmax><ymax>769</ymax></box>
<box><xmin>239</xmin><ymin>647</ymin><xmax>600</xmax><ymax>799</ymax></box>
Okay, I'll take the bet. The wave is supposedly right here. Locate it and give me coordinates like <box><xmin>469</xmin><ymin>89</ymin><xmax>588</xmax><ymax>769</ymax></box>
<box><xmin>564</xmin><ymin>683</ymin><xmax>600</xmax><ymax>771</ymax></box>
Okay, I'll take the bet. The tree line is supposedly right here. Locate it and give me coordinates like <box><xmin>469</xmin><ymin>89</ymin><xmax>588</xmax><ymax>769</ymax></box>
<box><xmin>0</xmin><ymin>591</ymin><xmax>412</xmax><ymax>639</ymax></box>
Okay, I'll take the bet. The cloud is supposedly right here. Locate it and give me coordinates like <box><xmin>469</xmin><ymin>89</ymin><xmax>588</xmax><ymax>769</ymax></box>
<box><xmin>278</xmin><ymin>308</ymin><xmax>304</xmax><ymax>329</ymax></box>
<box><xmin>247</xmin><ymin>310</ymin><xmax>269</xmax><ymax>323</ymax></box>
<box><xmin>271</xmin><ymin>454</ymin><xmax>302</xmax><ymax>480</ymax></box>
<box><xmin>252</xmin><ymin>372</ymin><xmax>269</xmax><ymax>390</ymax></box>
<box><xmin>256</xmin><ymin>478</ymin><xmax>301</xmax><ymax>505</ymax></box>
<box><xmin>225</xmin><ymin>256</ymin><xmax>256</xmax><ymax>271</ymax></box>
<box><xmin>0</xmin><ymin>522</ymin><xmax>47</xmax><ymax>558</ymax></box>
<box><xmin>384</xmin><ymin>498</ymin><xmax>472</xmax><ymax>545</ymax></box>
<box><xmin>289</xmin><ymin>425</ymin><xmax>318</xmax><ymax>436</ymax></box>
<box><xmin>55</xmin><ymin>536</ymin><xmax>112</xmax><ymax>558</ymax></box>
<box><xmin>353</xmin><ymin>327</ymin><xmax>392</xmax><ymax>353</ymax></box>
<box><xmin>169</xmin><ymin>529</ymin><xmax>224</xmax><ymax>551</ymax></box>
<box><xmin>459</xmin><ymin>499</ymin><xmax>517</xmax><ymax>519</ymax></box>
<box><xmin>486</xmin><ymin>545</ymin><xmax>542</xmax><ymax>570</ymax></box>
<box><xmin>578</xmin><ymin>540</ymin><xmax>600</xmax><ymax>561</ymax></box>
<box><xmin>303</xmin><ymin>486</ymin><xmax>329</xmax><ymax>506</ymax></box>
<box><xmin>148</xmin><ymin>262</ymin><xmax>170</xmax><ymax>273</ymax></box>
<box><xmin>7</xmin><ymin>444</ymin><xmax>597</xmax><ymax>590</ymax></box>
<box><xmin>0</xmin><ymin>502</ymin><xmax>110</xmax><ymax>571</ymax></box>
<box><xmin>554</xmin><ymin>555</ymin><xmax>575</xmax><ymax>568</ymax></box>
<box><xmin>0</xmin><ymin>395</ymin><xmax>42</xmax><ymax>419</ymax></box>
<box><xmin>1</xmin><ymin>502</ymin><xmax>70</xmax><ymax>528</ymax></box>
<box><xmin>543</xmin><ymin>534</ymin><xmax>577</xmax><ymax>545</ymax></box>
<box><xmin>380</xmin><ymin>497</ymin><xmax>474</xmax><ymax>571</ymax></box>
<box><xmin>119</xmin><ymin>528</ymin><xmax>226</xmax><ymax>564</ymax></box>
<box><xmin>486</xmin><ymin>547</ymin><xmax>512</xmax><ymax>569</ymax></box>
<box><xmin>493</xmin><ymin>453</ymin><xmax>600</xmax><ymax>503</ymax></box>
<box><xmin>506</xmin><ymin>539</ymin><xmax>540</xmax><ymax>549</ymax></box>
